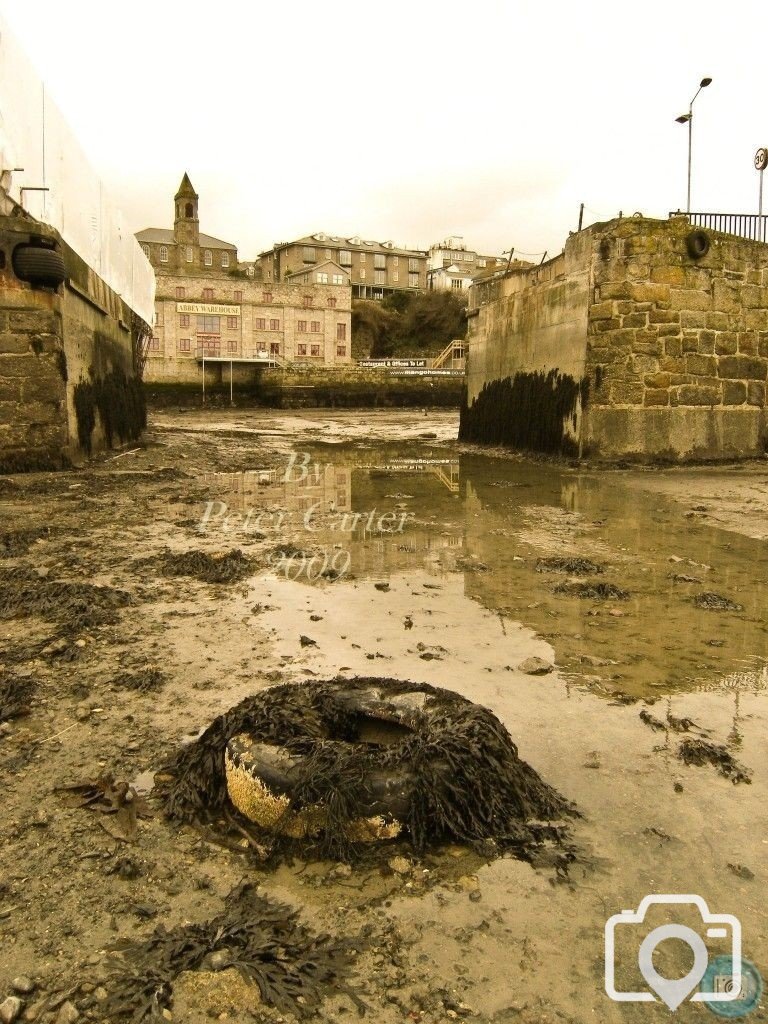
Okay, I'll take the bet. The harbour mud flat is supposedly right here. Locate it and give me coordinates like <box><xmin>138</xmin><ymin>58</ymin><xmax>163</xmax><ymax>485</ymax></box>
<box><xmin>0</xmin><ymin>409</ymin><xmax>765</xmax><ymax>1024</ymax></box>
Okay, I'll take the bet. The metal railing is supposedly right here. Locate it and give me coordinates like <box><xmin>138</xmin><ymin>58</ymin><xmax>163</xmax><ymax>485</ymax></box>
<box><xmin>669</xmin><ymin>211</ymin><xmax>768</xmax><ymax>243</ymax></box>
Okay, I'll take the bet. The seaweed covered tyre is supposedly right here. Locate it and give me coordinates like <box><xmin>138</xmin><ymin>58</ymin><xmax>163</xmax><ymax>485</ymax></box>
<box><xmin>160</xmin><ymin>677</ymin><xmax>576</xmax><ymax>859</ymax></box>
<box><xmin>225</xmin><ymin>686</ymin><xmax>426</xmax><ymax>842</ymax></box>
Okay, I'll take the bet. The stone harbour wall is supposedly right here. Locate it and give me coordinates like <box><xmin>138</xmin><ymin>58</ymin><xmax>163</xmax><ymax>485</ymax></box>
<box><xmin>463</xmin><ymin>216</ymin><xmax>768</xmax><ymax>461</ymax></box>
<box><xmin>0</xmin><ymin>214</ymin><xmax>149</xmax><ymax>471</ymax></box>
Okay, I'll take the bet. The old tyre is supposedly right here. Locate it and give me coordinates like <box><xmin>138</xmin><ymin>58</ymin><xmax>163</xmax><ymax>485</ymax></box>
<box><xmin>225</xmin><ymin>686</ymin><xmax>428</xmax><ymax>841</ymax></box>
<box><xmin>12</xmin><ymin>243</ymin><xmax>66</xmax><ymax>288</ymax></box>
<box><xmin>686</xmin><ymin>229</ymin><xmax>710</xmax><ymax>260</ymax></box>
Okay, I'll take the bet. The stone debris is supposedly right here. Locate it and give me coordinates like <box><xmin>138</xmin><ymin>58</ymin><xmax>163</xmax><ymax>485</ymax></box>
<box><xmin>517</xmin><ymin>657</ymin><xmax>553</xmax><ymax>676</ymax></box>
<box><xmin>0</xmin><ymin>997</ymin><xmax>23</xmax><ymax>1024</ymax></box>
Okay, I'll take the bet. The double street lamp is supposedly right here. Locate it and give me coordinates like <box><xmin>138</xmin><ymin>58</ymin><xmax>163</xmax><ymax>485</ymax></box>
<box><xmin>675</xmin><ymin>77</ymin><xmax>712</xmax><ymax>214</ymax></box>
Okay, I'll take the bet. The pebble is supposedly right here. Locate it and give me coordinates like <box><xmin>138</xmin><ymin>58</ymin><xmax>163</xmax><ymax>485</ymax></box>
<box><xmin>55</xmin><ymin>1002</ymin><xmax>79</xmax><ymax>1024</ymax></box>
<box><xmin>208</xmin><ymin>950</ymin><xmax>231</xmax><ymax>971</ymax></box>
<box><xmin>11</xmin><ymin>980</ymin><xmax>34</xmax><ymax>996</ymax></box>
<box><xmin>328</xmin><ymin>863</ymin><xmax>352</xmax><ymax>880</ymax></box>
<box><xmin>0</xmin><ymin>997</ymin><xmax>23</xmax><ymax>1024</ymax></box>
<box><xmin>517</xmin><ymin>657</ymin><xmax>553</xmax><ymax>676</ymax></box>
<box><xmin>456</xmin><ymin>875</ymin><xmax>479</xmax><ymax>892</ymax></box>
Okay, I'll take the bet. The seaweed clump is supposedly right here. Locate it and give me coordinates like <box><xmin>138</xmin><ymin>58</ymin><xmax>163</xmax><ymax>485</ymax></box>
<box><xmin>159</xmin><ymin>677</ymin><xmax>577</xmax><ymax>864</ymax></box>
<box><xmin>553</xmin><ymin>580</ymin><xmax>629</xmax><ymax>600</ymax></box>
<box><xmin>678</xmin><ymin>738</ymin><xmax>751</xmax><ymax>785</ymax></box>
<box><xmin>0</xmin><ymin>527</ymin><xmax>55</xmax><ymax>558</ymax></box>
<box><xmin>101</xmin><ymin>881</ymin><xmax>359</xmax><ymax>1021</ymax></box>
<box><xmin>536</xmin><ymin>556</ymin><xmax>605</xmax><ymax>575</ymax></box>
<box><xmin>693</xmin><ymin>592</ymin><xmax>744</xmax><ymax>612</ymax></box>
<box><xmin>0</xmin><ymin>673</ymin><xmax>36</xmax><ymax>723</ymax></box>
<box><xmin>138</xmin><ymin>548</ymin><xmax>254</xmax><ymax>585</ymax></box>
<box><xmin>0</xmin><ymin>567</ymin><xmax>133</xmax><ymax>628</ymax></box>
<box><xmin>112</xmin><ymin>667</ymin><xmax>167</xmax><ymax>693</ymax></box>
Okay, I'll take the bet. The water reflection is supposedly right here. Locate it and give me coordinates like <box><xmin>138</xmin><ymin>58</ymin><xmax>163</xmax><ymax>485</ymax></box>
<box><xmin>200</xmin><ymin>452</ymin><xmax>767</xmax><ymax>697</ymax></box>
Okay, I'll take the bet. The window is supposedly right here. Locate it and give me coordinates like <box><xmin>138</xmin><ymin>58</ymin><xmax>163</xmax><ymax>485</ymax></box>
<box><xmin>328</xmin><ymin>296</ymin><xmax>337</xmax><ymax>307</ymax></box>
<box><xmin>204</xmin><ymin>249</ymin><xmax>213</xmax><ymax>266</ymax></box>
<box><xmin>270</xmin><ymin>342</ymin><xmax>280</xmax><ymax>354</ymax></box>
<box><xmin>337</xmin><ymin>345</ymin><xmax>346</xmax><ymax>357</ymax></box>
<box><xmin>263</xmin><ymin>292</ymin><xmax>272</xmax><ymax>303</ymax></box>
<box><xmin>310</xmin><ymin>344</ymin><xmax>321</xmax><ymax>356</ymax></box>
<box><xmin>247</xmin><ymin>266</ymin><xmax>255</xmax><ymax>277</ymax></box>
<box><xmin>339</xmin><ymin>250</ymin><xmax>352</xmax><ymax>266</ymax></box>
<box><xmin>185</xmin><ymin>201</ymin><xmax>194</xmax><ymax>218</ymax></box>
<box><xmin>298</xmin><ymin>321</ymin><xmax>307</xmax><ymax>333</ymax></box>
<box><xmin>408</xmin><ymin>258</ymin><xmax>419</xmax><ymax>272</ymax></box>
<box><xmin>270</xmin><ymin>319</ymin><xmax>280</xmax><ymax>330</ymax></box>
<box><xmin>310</xmin><ymin>321</ymin><xmax>320</xmax><ymax>333</ymax></box>
<box><xmin>409</xmin><ymin>272</ymin><xmax>419</xmax><ymax>288</ymax></box>
<box><xmin>141</xmin><ymin>244</ymin><xmax>150</xmax><ymax>258</ymax></box>
<box><xmin>234</xmin><ymin>290</ymin><xmax>242</xmax><ymax>301</ymax></box>
<box><xmin>360</xmin><ymin>268</ymin><xmax>366</xmax><ymax>280</ymax></box>
<box><xmin>178</xmin><ymin>338</ymin><xmax>191</xmax><ymax>353</ymax></box>
<box><xmin>332</xmin><ymin>274</ymin><xmax>343</xmax><ymax>285</ymax></box>
<box><xmin>179</xmin><ymin>314</ymin><xmax>190</xmax><ymax>327</ymax></box>
<box><xmin>155</xmin><ymin>307</ymin><xmax>164</xmax><ymax>327</ymax></box>
<box><xmin>451</xmin><ymin>279</ymin><xmax>464</xmax><ymax>290</ymax></box>
<box><xmin>359</xmin><ymin>252</ymin><xmax>366</xmax><ymax>264</ymax></box>
<box><xmin>374</xmin><ymin>254</ymin><xmax>386</xmax><ymax>270</ymax></box>
<box><xmin>203</xmin><ymin>288</ymin><xmax>213</xmax><ymax>300</ymax></box>
<box><xmin>149</xmin><ymin>336</ymin><xmax>160</xmax><ymax>351</ymax></box>
<box><xmin>477</xmin><ymin>258</ymin><xmax>486</xmax><ymax>268</ymax></box>
<box><xmin>336</xmin><ymin>323</ymin><xmax>346</xmax><ymax>341</ymax></box>
<box><xmin>197</xmin><ymin>315</ymin><xmax>220</xmax><ymax>334</ymax></box>
<box><xmin>393</xmin><ymin>256</ymin><xmax>399</xmax><ymax>267</ymax></box>
<box><xmin>227</xmin><ymin>339</ymin><xmax>237</xmax><ymax>352</ymax></box>
<box><xmin>175</xmin><ymin>287</ymin><xmax>184</xmax><ymax>299</ymax></box>
<box><xmin>255</xmin><ymin>318</ymin><xmax>266</xmax><ymax>330</ymax></box>
<box><xmin>159</xmin><ymin>246</ymin><xmax>168</xmax><ymax>263</ymax></box>
<box><xmin>374</xmin><ymin>270</ymin><xmax>386</xmax><ymax>284</ymax></box>
<box><xmin>185</xmin><ymin>246</ymin><xmax>193</xmax><ymax>263</ymax></box>
<box><xmin>303</xmin><ymin>246</ymin><xmax>316</xmax><ymax>263</ymax></box>
<box><xmin>393</xmin><ymin>271</ymin><xmax>399</xmax><ymax>283</ymax></box>
<box><xmin>227</xmin><ymin>316</ymin><xmax>238</xmax><ymax>329</ymax></box>
<box><xmin>297</xmin><ymin>343</ymin><xmax>307</xmax><ymax>356</ymax></box>
<box><xmin>317</xmin><ymin>272</ymin><xmax>329</xmax><ymax>284</ymax></box>
<box><xmin>221</xmin><ymin>252</ymin><xmax>230</xmax><ymax>268</ymax></box>
<box><xmin>302</xmin><ymin>295</ymin><xmax>313</xmax><ymax>307</ymax></box>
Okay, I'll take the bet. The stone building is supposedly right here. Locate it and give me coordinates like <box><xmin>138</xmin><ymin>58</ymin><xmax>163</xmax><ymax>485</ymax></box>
<box><xmin>460</xmin><ymin>216</ymin><xmax>768</xmax><ymax>462</ymax></box>
<box><xmin>256</xmin><ymin>233</ymin><xmax>429</xmax><ymax>300</ymax></box>
<box><xmin>426</xmin><ymin>236</ymin><xmax>505</xmax><ymax>292</ymax></box>
<box><xmin>137</xmin><ymin>176</ymin><xmax>352</xmax><ymax>383</ymax></box>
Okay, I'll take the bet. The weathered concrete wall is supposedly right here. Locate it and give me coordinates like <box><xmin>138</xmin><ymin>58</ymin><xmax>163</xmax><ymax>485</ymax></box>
<box><xmin>462</xmin><ymin>217</ymin><xmax>768</xmax><ymax>461</ymax></box>
<box><xmin>0</xmin><ymin>215</ymin><xmax>148</xmax><ymax>470</ymax></box>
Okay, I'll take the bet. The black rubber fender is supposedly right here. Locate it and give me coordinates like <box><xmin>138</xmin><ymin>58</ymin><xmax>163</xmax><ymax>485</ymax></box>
<box><xmin>12</xmin><ymin>243</ymin><xmax>66</xmax><ymax>288</ymax></box>
<box><xmin>686</xmin><ymin>229</ymin><xmax>710</xmax><ymax>260</ymax></box>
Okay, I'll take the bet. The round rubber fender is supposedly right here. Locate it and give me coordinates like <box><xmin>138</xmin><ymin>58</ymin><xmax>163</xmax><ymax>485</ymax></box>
<box><xmin>686</xmin><ymin>229</ymin><xmax>710</xmax><ymax>260</ymax></box>
<box><xmin>12</xmin><ymin>243</ymin><xmax>66</xmax><ymax>288</ymax></box>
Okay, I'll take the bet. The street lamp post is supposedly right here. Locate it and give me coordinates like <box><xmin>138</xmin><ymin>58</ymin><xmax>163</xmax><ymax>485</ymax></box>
<box><xmin>675</xmin><ymin>77</ymin><xmax>712</xmax><ymax>215</ymax></box>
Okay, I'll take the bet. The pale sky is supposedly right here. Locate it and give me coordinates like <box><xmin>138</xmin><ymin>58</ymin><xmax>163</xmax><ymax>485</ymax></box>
<box><xmin>1</xmin><ymin>0</ymin><xmax>766</xmax><ymax>261</ymax></box>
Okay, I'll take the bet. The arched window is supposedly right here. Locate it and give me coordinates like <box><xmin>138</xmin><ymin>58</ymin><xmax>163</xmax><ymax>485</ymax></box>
<box><xmin>140</xmin><ymin>244</ymin><xmax>150</xmax><ymax>258</ymax></box>
<box><xmin>159</xmin><ymin>245</ymin><xmax>168</xmax><ymax>263</ymax></box>
<box><xmin>221</xmin><ymin>252</ymin><xmax>230</xmax><ymax>268</ymax></box>
<box><xmin>185</xmin><ymin>246</ymin><xmax>193</xmax><ymax>263</ymax></box>
<box><xmin>185</xmin><ymin>202</ymin><xmax>194</xmax><ymax>218</ymax></box>
<box><xmin>204</xmin><ymin>249</ymin><xmax>212</xmax><ymax>266</ymax></box>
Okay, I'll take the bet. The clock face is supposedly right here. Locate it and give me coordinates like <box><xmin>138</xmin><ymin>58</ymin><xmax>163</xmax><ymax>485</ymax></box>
<box><xmin>755</xmin><ymin>147</ymin><xmax>768</xmax><ymax>171</ymax></box>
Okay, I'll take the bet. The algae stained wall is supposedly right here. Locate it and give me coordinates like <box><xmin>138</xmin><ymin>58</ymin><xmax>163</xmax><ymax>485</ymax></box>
<box><xmin>460</xmin><ymin>230</ymin><xmax>592</xmax><ymax>455</ymax></box>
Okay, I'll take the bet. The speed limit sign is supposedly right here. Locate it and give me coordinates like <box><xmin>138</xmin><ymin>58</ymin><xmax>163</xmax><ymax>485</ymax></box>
<box><xmin>755</xmin><ymin>147</ymin><xmax>768</xmax><ymax>171</ymax></box>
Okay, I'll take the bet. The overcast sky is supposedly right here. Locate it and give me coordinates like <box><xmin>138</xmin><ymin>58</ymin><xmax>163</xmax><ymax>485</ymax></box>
<box><xmin>1</xmin><ymin>0</ymin><xmax>766</xmax><ymax>261</ymax></box>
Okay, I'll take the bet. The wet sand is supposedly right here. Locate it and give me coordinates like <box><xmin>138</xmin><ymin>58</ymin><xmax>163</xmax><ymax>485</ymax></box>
<box><xmin>0</xmin><ymin>408</ymin><xmax>765</xmax><ymax>1023</ymax></box>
